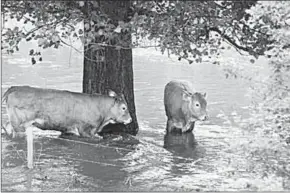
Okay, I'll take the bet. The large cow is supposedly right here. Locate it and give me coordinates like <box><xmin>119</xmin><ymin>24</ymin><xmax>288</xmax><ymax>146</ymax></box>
<box><xmin>164</xmin><ymin>80</ymin><xmax>208</xmax><ymax>133</ymax></box>
<box><xmin>2</xmin><ymin>86</ymin><xmax>132</xmax><ymax>138</ymax></box>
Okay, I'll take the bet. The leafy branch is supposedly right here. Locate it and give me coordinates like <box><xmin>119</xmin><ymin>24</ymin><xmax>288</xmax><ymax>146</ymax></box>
<box><xmin>208</xmin><ymin>27</ymin><xmax>251</xmax><ymax>53</ymax></box>
<box><xmin>2</xmin><ymin>1</ymin><xmax>274</xmax><ymax>64</ymax></box>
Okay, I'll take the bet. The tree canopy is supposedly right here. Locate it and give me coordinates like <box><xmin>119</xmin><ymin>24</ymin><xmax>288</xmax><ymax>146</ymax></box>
<box><xmin>2</xmin><ymin>0</ymin><xmax>276</xmax><ymax>64</ymax></box>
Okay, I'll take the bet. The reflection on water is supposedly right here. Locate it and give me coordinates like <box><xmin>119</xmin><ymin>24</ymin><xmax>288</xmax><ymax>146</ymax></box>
<box><xmin>163</xmin><ymin>131</ymin><xmax>203</xmax><ymax>179</ymax></box>
<box><xmin>2</xmin><ymin>46</ymin><xmax>289</xmax><ymax>191</ymax></box>
<box><xmin>164</xmin><ymin>131</ymin><xmax>198</xmax><ymax>159</ymax></box>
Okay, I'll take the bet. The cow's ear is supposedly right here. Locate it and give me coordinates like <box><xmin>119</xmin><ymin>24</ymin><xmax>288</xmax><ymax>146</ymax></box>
<box><xmin>182</xmin><ymin>92</ymin><xmax>191</xmax><ymax>101</ymax></box>
<box><xmin>108</xmin><ymin>90</ymin><xmax>117</xmax><ymax>97</ymax></box>
<box><xmin>203</xmin><ymin>92</ymin><xmax>207</xmax><ymax>98</ymax></box>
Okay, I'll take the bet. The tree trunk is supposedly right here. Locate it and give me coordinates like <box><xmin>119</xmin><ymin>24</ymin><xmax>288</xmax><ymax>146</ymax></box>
<box><xmin>82</xmin><ymin>1</ymin><xmax>139</xmax><ymax>136</ymax></box>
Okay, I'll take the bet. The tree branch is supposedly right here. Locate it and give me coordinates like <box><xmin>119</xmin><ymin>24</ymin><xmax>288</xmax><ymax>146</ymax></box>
<box><xmin>23</xmin><ymin>25</ymin><xmax>46</xmax><ymax>38</ymax></box>
<box><xmin>212</xmin><ymin>1</ymin><xmax>227</xmax><ymax>9</ymax></box>
<box><xmin>59</xmin><ymin>38</ymin><xmax>82</xmax><ymax>53</ymax></box>
<box><xmin>282</xmin><ymin>44</ymin><xmax>290</xmax><ymax>49</ymax></box>
<box><xmin>209</xmin><ymin>26</ymin><xmax>252</xmax><ymax>53</ymax></box>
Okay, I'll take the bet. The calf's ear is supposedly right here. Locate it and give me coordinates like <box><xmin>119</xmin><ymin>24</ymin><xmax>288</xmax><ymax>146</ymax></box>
<box><xmin>203</xmin><ymin>92</ymin><xmax>207</xmax><ymax>98</ymax></box>
<box><xmin>108</xmin><ymin>90</ymin><xmax>117</xmax><ymax>97</ymax></box>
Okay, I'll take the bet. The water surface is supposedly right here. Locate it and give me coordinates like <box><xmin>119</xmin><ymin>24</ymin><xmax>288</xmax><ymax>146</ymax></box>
<box><xmin>2</xmin><ymin>44</ymin><xmax>289</xmax><ymax>191</ymax></box>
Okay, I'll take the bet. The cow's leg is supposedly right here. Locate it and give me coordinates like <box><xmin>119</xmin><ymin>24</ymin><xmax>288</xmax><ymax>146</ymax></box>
<box><xmin>182</xmin><ymin>120</ymin><xmax>195</xmax><ymax>133</ymax></box>
<box><xmin>78</xmin><ymin>130</ymin><xmax>91</xmax><ymax>138</ymax></box>
<box><xmin>19</xmin><ymin>118</ymin><xmax>45</xmax><ymax>136</ymax></box>
<box><xmin>30</xmin><ymin>118</ymin><xmax>45</xmax><ymax>128</ymax></box>
<box><xmin>166</xmin><ymin>119</ymin><xmax>175</xmax><ymax>133</ymax></box>
<box><xmin>32</xmin><ymin>120</ymin><xmax>70</xmax><ymax>134</ymax></box>
<box><xmin>3</xmin><ymin>122</ymin><xmax>14</xmax><ymax>137</ymax></box>
<box><xmin>8</xmin><ymin>107</ymin><xmax>45</xmax><ymax>138</ymax></box>
<box><xmin>92</xmin><ymin>120</ymin><xmax>115</xmax><ymax>136</ymax></box>
<box><xmin>89</xmin><ymin>127</ymin><xmax>97</xmax><ymax>137</ymax></box>
<box><xmin>78</xmin><ymin>125</ymin><xmax>94</xmax><ymax>138</ymax></box>
<box><xmin>63</xmin><ymin>126</ymin><xmax>80</xmax><ymax>136</ymax></box>
<box><xmin>187</xmin><ymin>122</ymin><xmax>195</xmax><ymax>132</ymax></box>
<box><xmin>182</xmin><ymin>122</ymin><xmax>190</xmax><ymax>133</ymax></box>
<box><xmin>6</xmin><ymin>107</ymin><xmax>25</xmax><ymax>138</ymax></box>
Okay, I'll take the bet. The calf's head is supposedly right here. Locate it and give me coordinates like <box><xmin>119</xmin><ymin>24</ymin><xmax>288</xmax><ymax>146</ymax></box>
<box><xmin>182</xmin><ymin>91</ymin><xmax>208</xmax><ymax>121</ymax></box>
<box><xmin>108</xmin><ymin>90</ymin><xmax>132</xmax><ymax>124</ymax></box>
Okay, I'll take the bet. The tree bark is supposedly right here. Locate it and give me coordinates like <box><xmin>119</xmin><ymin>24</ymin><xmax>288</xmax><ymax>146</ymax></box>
<box><xmin>82</xmin><ymin>1</ymin><xmax>139</xmax><ymax>136</ymax></box>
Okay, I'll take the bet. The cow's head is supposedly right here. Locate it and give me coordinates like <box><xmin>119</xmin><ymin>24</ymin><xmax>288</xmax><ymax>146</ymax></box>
<box><xmin>108</xmin><ymin>90</ymin><xmax>132</xmax><ymax>125</ymax></box>
<box><xmin>182</xmin><ymin>91</ymin><xmax>208</xmax><ymax>121</ymax></box>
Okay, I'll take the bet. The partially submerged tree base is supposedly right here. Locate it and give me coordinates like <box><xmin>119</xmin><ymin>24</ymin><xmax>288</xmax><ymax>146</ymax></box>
<box><xmin>83</xmin><ymin>45</ymin><xmax>138</xmax><ymax>136</ymax></box>
<box><xmin>82</xmin><ymin>1</ymin><xmax>138</xmax><ymax>136</ymax></box>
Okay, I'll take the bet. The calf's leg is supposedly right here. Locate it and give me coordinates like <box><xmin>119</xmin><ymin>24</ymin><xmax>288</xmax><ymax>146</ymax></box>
<box><xmin>166</xmin><ymin>119</ymin><xmax>175</xmax><ymax>133</ymax></box>
<box><xmin>188</xmin><ymin>122</ymin><xmax>195</xmax><ymax>132</ymax></box>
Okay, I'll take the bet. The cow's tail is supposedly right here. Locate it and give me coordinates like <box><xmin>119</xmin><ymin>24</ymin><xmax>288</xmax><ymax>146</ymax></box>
<box><xmin>1</xmin><ymin>87</ymin><xmax>17</xmax><ymax>139</ymax></box>
<box><xmin>1</xmin><ymin>123</ymin><xmax>13</xmax><ymax>139</ymax></box>
<box><xmin>2</xmin><ymin>86</ymin><xmax>16</xmax><ymax>104</ymax></box>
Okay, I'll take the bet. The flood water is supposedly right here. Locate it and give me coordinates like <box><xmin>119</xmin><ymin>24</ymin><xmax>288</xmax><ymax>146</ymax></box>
<box><xmin>1</xmin><ymin>42</ymin><xmax>290</xmax><ymax>191</ymax></box>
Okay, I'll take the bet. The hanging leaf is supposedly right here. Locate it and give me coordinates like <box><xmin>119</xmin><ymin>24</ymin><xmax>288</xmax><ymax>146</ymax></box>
<box><xmin>29</xmin><ymin>49</ymin><xmax>34</xmax><ymax>55</ymax></box>
<box><xmin>9</xmin><ymin>41</ymin><xmax>15</xmax><ymax>46</ymax></box>
<box><xmin>26</xmin><ymin>37</ymin><xmax>32</xmax><ymax>41</ymax></box>
<box><xmin>31</xmin><ymin>57</ymin><xmax>36</xmax><ymax>65</ymax></box>
<box><xmin>250</xmin><ymin>59</ymin><xmax>255</xmax><ymax>63</ymax></box>
<box><xmin>78</xmin><ymin>29</ymin><xmax>83</xmax><ymax>35</ymax></box>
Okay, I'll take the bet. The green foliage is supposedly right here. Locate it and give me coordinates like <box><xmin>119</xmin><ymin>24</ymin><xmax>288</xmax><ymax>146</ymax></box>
<box><xmin>131</xmin><ymin>0</ymin><xmax>268</xmax><ymax>63</ymax></box>
<box><xmin>2</xmin><ymin>0</ymin><xmax>272</xmax><ymax>65</ymax></box>
<box><xmin>246</xmin><ymin>1</ymin><xmax>290</xmax><ymax>140</ymax></box>
<box><xmin>2</xmin><ymin>1</ymin><xmax>85</xmax><ymax>56</ymax></box>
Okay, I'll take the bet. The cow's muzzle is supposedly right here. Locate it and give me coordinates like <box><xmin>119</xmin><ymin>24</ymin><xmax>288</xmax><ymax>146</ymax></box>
<box><xmin>124</xmin><ymin>117</ymin><xmax>132</xmax><ymax>124</ymax></box>
<box><xmin>199</xmin><ymin>115</ymin><xmax>208</xmax><ymax>121</ymax></box>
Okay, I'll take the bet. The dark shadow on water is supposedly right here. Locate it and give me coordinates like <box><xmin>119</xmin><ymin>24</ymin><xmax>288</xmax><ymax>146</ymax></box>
<box><xmin>164</xmin><ymin>130</ymin><xmax>199</xmax><ymax>159</ymax></box>
<box><xmin>163</xmin><ymin>130</ymin><xmax>205</xmax><ymax>177</ymax></box>
<box><xmin>100</xmin><ymin>123</ymin><xmax>138</xmax><ymax>137</ymax></box>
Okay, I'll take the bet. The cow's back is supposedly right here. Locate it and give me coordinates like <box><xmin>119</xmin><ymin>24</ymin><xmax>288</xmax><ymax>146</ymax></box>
<box><xmin>164</xmin><ymin>80</ymin><xmax>195</xmax><ymax>119</ymax></box>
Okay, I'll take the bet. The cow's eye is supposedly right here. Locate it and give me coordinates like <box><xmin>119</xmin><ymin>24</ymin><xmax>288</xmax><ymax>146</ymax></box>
<box><xmin>195</xmin><ymin>103</ymin><xmax>200</xmax><ymax>107</ymax></box>
<box><xmin>122</xmin><ymin>107</ymin><xmax>126</xmax><ymax>111</ymax></box>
